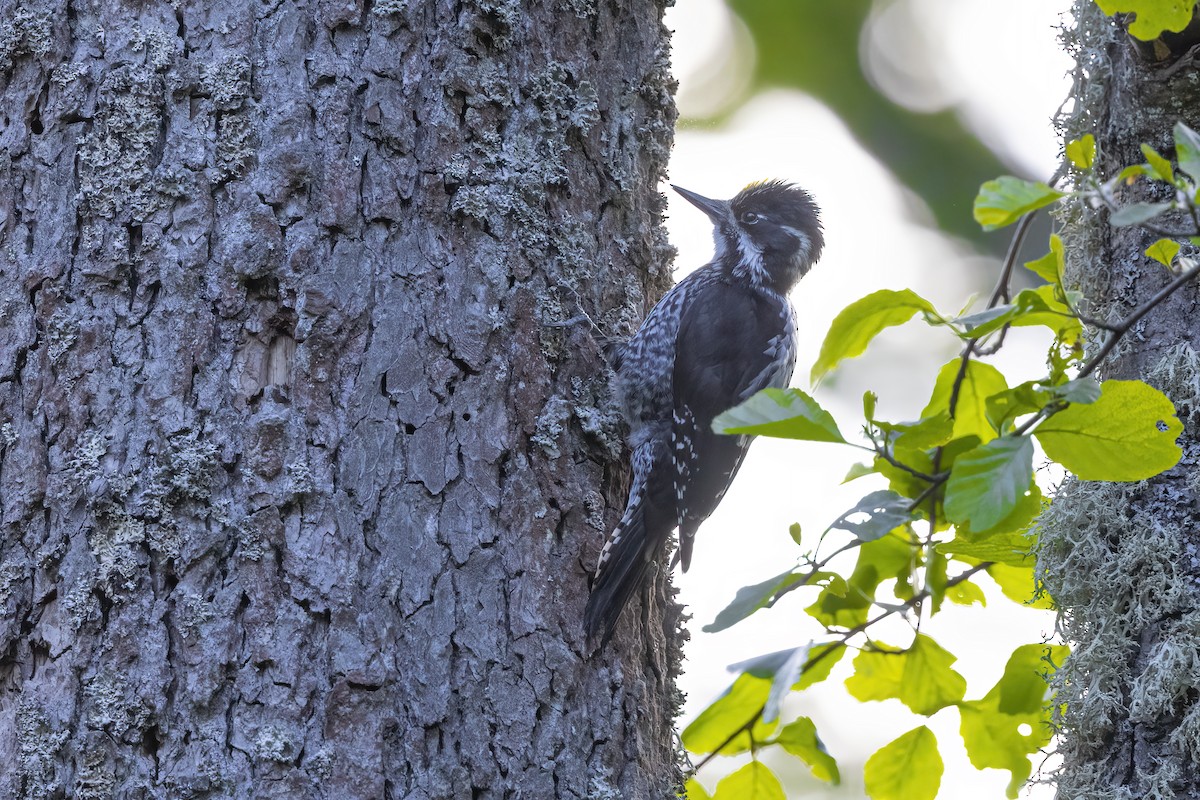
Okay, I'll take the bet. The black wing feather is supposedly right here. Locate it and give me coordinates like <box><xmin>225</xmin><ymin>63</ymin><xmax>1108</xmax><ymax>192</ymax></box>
<box><xmin>671</xmin><ymin>281</ymin><xmax>791</xmax><ymax>569</ymax></box>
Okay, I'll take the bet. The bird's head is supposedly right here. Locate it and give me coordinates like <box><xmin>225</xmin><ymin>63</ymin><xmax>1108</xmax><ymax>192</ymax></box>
<box><xmin>673</xmin><ymin>180</ymin><xmax>824</xmax><ymax>293</ymax></box>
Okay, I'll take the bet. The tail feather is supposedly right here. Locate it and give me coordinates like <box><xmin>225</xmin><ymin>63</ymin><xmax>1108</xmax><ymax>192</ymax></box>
<box><xmin>584</xmin><ymin>503</ymin><xmax>655</xmax><ymax>646</ymax></box>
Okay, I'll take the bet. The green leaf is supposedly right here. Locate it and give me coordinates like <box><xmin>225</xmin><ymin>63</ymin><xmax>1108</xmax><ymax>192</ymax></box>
<box><xmin>1009</xmin><ymin>285</ymin><xmax>1083</xmax><ymax>341</ymax></box>
<box><xmin>811</xmin><ymin>289</ymin><xmax>936</xmax><ymax>382</ymax></box>
<box><xmin>863</xmin><ymin>390</ymin><xmax>878</xmax><ymax>420</ymax></box>
<box><xmin>788</xmin><ymin>522</ymin><xmax>803</xmax><ymax>546</ymax></box>
<box><xmin>682</xmin><ymin>673</ymin><xmax>777</xmax><ymax>755</ymax></box>
<box><xmin>1142</xmin><ymin>142</ymin><xmax>1176</xmax><ymax>183</ymax></box>
<box><xmin>953</xmin><ymin>286</ymin><xmax>1080</xmax><ymax>342</ymax></box>
<box><xmin>714</xmin><ymin>388</ymin><xmax>846</xmax><ymax>442</ymax></box>
<box><xmin>944</xmin><ymin>436</ymin><xmax>1035</xmax><ymax>532</ymax></box>
<box><xmin>864</xmin><ymin>726</ymin><xmax>943</xmax><ymax>800</ymax></box>
<box><xmin>734</xmin><ymin>642</ymin><xmax>811</xmax><ymax>724</ymax></box>
<box><xmin>922</xmin><ymin>360</ymin><xmax>1008</xmax><ymax>443</ymax></box>
<box><xmin>1145</xmin><ymin>238</ymin><xmax>1181</xmax><ymax>267</ymax></box>
<box><xmin>891</xmin><ymin>412</ymin><xmax>955</xmax><ymax>452</ymax></box>
<box><xmin>973</xmin><ymin>177</ymin><xmax>1064</xmax><ymax>231</ymax></box>
<box><xmin>994</xmin><ymin>643</ymin><xmax>1070</xmax><ymax>715</ymax></box>
<box><xmin>1175</xmin><ymin>121</ymin><xmax>1200</xmax><ymax>181</ymax></box>
<box><xmin>1034</xmin><ymin>380</ymin><xmax>1183</xmax><ymax>480</ymax></box>
<box><xmin>1094</xmin><ymin>0</ymin><xmax>1198</xmax><ymax>40</ymax></box>
<box><xmin>938</xmin><ymin>528</ymin><xmax>1036</xmax><ymax>567</ymax></box>
<box><xmin>956</xmin><ymin>483</ymin><xmax>1044</xmax><ymax>539</ymax></box>
<box><xmin>1024</xmin><ymin>235</ymin><xmax>1065</xmax><ymax>283</ymax></box>
<box><xmin>772</xmin><ymin>717</ymin><xmax>840</xmax><ymax>784</ymax></box>
<box><xmin>987</xmin><ymin>563</ymin><xmax>1054</xmax><ymax>610</ymax></box>
<box><xmin>705</xmin><ymin>569</ymin><xmax>807</xmax><ymax>633</ymax></box>
<box><xmin>1117</xmin><ymin>163</ymin><xmax>1149</xmax><ymax>183</ymax></box>
<box><xmin>735</xmin><ymin>641</ymin><xmax>847</xmax><ymax>691</ymax></box>
<box><xmin>827</xmin><ymin>490</ymin><xmax>913</xmax><ymax>542</ymax></box>
<box><xmin>1110</xmin><ymin>201</ymin><xmax>1172</xmax><ymax>227</ymax></box>
<box><xmin>959</xmin><ymin>644</ymin><xmax>1070</xmax><ymax>798</ymax></box>
<box><xmin>806</xmin><ymin>534</ymin><xmax>913</xmax><ymax>628</ymax></box>
<box><xmin>845</xmin><ymin>634</ymin><xmax>967</xmax><ymax>715</ymax></box>
<box><xmin>794</xmin><ymin>643</ymin><xmax>847</xmax><ymax>690</ymax></box>
<box><xmin>754</xmin><ymin>643</ymin><xmax>813</xmax><ymax>724</ymax></box>
<box><xmin>1049</xmin><ymin>377</ymin><xmax>1102</xmax><ymax>405</ymax></box>
<box><xmin>711</xmin><ymin>762</ymin><xmax>785</xmax><ymax>800</ymax></box>
<box><xmin>1065</xmin><ymin>134</ymin><xmax>1096</xmax><ymax>169</ymax></box>
<box><xmin>766</xmin><ymin>648</ymin><xmax>807</xmax><ymax>724</ymax></box>
<box><xmin>945</xmin><ymin>579</ymin><xmax>987</xmax><ymax>606</ymax></box>
<box><xmin>685</xmin><ymin>778</ymin><xmax>712</xmax><ymax>800</ymax></box>
<box><xmin>986</xmin><ymin>382</ymin><xmax>1050</xmax><ymax>432</ymax></box>
<box><xmin>843</xmin><ymin>462</ymin><xmax>877</xmax><ymax>483</ymax></box>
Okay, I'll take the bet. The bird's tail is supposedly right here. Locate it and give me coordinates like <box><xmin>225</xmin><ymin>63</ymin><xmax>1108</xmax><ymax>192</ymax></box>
<box><xmin>584</xmin><ymin>500</ymin><xmax>658</xmax><ymax>646</ymax></box>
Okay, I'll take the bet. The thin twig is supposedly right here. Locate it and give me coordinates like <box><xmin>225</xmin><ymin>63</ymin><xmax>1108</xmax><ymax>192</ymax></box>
<box><xmin>1076</xmin><ymin>259</ymin><xmax>1200</xmax><ymax>379</ymax></box>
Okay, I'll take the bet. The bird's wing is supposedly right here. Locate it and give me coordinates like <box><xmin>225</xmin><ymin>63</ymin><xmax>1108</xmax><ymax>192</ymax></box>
<box><xmin>671</xmin><ymin>283</ymin><xmax>795</xmax><ymax>570</ymax></box>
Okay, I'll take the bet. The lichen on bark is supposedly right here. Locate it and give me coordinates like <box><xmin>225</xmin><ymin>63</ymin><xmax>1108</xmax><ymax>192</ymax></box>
<box><xmin>0</xmin><ymin>0</ymin><xmax>683</xmax><ymax>796</ymax></box>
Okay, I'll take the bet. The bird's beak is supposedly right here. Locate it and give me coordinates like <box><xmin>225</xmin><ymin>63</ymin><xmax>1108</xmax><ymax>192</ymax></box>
<box><xmin>671</xmin><ymin>185</ymin><xmax>729</xmax><ymax>223</ymax></box>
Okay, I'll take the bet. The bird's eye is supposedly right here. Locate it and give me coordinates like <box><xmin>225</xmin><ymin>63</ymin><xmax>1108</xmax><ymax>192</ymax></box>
<box><xmin>740</xmin><ymin>211</ymin><xmax>760</xmax><ymax>225</ymax></box>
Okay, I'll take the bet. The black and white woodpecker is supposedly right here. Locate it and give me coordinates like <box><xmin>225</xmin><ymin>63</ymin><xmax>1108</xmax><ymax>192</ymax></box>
<box><xmin>584</xmin><ymin>180</ymin><xmax>825</xmax><ymax>644</ymax></box>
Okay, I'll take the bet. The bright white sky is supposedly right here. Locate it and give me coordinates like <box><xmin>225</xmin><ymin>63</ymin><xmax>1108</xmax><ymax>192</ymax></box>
<box><xmin>664</xmin><ymin>2</ymin><xmax>1075</xmax><ymax>798</ymax></box>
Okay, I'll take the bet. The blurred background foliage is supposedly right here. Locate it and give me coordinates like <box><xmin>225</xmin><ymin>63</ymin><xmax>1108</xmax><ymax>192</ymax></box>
<box><xmin>680</xmin><ymin>0</ymin><xmax>1048</xmax><ymax>251</ymax></box>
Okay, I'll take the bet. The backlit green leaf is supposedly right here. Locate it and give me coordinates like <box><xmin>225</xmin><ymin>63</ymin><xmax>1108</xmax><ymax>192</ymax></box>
<box><xmin>711</xmin><ymin>762</ymin><xmax>785</xmax><ymax>800</ymax></box>
<box><xmin>714</xmin><ymin>388</ymin><xmax>846</xmax><ymax>442</ymax></box>
<box><xmin>986</xmin><ymin>382</ymin><xmax>1050</xmax><ymax>432</ymax></box>
<box><xmin>806</xmin><ymin>534</ymin><xmax>912</xmax><ymax>628</ymax></box>
<box><xmin>794</xmin><ymin>643</ymin><xmax>847</xmax><ymax>690</ymax></box>
<box><xmin>1034</xmin><ymin>380</ymin><xmax>1182</xmax><ymax>480</ymax></box>
<box><xmin>843</xmin><ymin>462</ymin><xmax>877</xmax><ymax>483</ymax></box>
<box><xmin>956</xmin><ymin>484</ymin><xmax>1044</xmax><ymax>539</ymax></box>
<box><xmin>987</xmin><ymin>563</ymin><xmax>1055</xmax><ymax>610</ymax></box>
<box><xmin>973</xmin><ymin>177</ymin><xmax>1064</xmax><ymax>231</ymax></box>
<box><xmin>891</xmin><ymin>412</ymin><xmax>955</xmax><ymax>452</ymax></box>
<box><xmin>812</xmin><ymin>289</ymin><xmax>936</xmax><ymax>382</ymax></box>
<box><xmin>953</xmin><ymin>286</ymin><xmax>1080</xmax><ymax>342</ymax></box>
<box><xmin>944</xmin><ymin>436</ymin><xmax>1035</xmax><ymax>532</ymax></box>
<box><xmin>1024</xmin><ymin>235</ymin><xmax>1065</xmax><ymax>283</ymax></box>
<box><xmin>1065</xmin><ymin>134</ymin><xmax>1096</xmax><ymax>169</ymax></box>
<box><xmin>685</xmin><ymin>778</ymin><xmax>712</xmax><ymax>800</ymax></box>
<box><xmin>1141</xmin><ymin>142</ymin><xmax>1176</xmax><ymax>183</ymax></box>
<box><xmin>938</xmin><ymin>528</ymin><xmax>1036</xmax><ymax>567</ymax></box>
<box><xmin>772</xmin><ymin>717</ymin><xmax>840</xmax><ymax>784</ymax></box>
<box><xmin>845</xmin><ymin>634</ymin><xmax>967</xmax><ymax>715</ymax></box>
<box><xmin>1145</xmin><ymin>238</ymin><xmax>1181</xmax><ymax>267</ymax></box>
<box><xmin>1094</xmin><ymin>0</ymin><xmax>1197</xmax><ymax>40</ymax></box>
<box><xmin>682</xmin><ymin>673</ymin><xmax>777</xmax><ymax>754</ymax></box>
<box><xmin>864</xmin><ymin>727</ymin><xmax>942</xmax><ymax>800</ymax></box>
<box><xmin>945</xmin><ymin>579</ymin><xmax>987</xmax><ymax>606</ymax></box>
<box><xmin>959</xmin><ymin>644</ymin><xmax>1069</xmax><ymax>798</ymax></box>
<box><xmin>922</xmin><ymin>360</ymin><xmax>1009</xmax><ymax>443</ymax></box>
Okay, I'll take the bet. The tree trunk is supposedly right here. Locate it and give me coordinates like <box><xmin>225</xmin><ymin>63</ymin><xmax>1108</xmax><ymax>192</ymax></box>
<box><xmin>1041</xmin><ymin>2</ymin><xmax>1200</xmax><ymax>796</ymax></box>
<box><xmin>0</xmin><ymin>1</ymin><xmax>682</xmax><ymax>797</ymax></box>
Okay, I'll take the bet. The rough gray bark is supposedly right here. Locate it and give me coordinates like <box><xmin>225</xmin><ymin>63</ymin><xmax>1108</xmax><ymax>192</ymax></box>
<box><xmin>1041</xmin><ymin>3</ymin><xmax>1200</xmax><ymax>797</ymax></box>
<box><xmin>0</xmin><ymin>0</ymin><xmax>682</xmax><ymax>797</ymax></box>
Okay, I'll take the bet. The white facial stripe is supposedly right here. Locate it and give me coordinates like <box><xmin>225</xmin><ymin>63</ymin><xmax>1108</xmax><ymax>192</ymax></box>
<box><xmin>733</xmin><ymin>225</ymin><xmax>766</xmax><ymax>285</ymax></box>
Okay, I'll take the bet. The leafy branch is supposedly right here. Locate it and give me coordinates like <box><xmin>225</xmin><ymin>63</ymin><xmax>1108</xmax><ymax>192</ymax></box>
<box><xmin>684</xmin><ymin>122</ymin><xmax>1200</xmax><ymax>800</ymax></box>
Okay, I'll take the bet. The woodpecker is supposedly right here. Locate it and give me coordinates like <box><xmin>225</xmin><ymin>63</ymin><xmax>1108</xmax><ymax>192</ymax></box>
<box><xmin>584</xmin><ymin>180</ymin><xmax>824</xmax><ymax>644</ymax></box>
